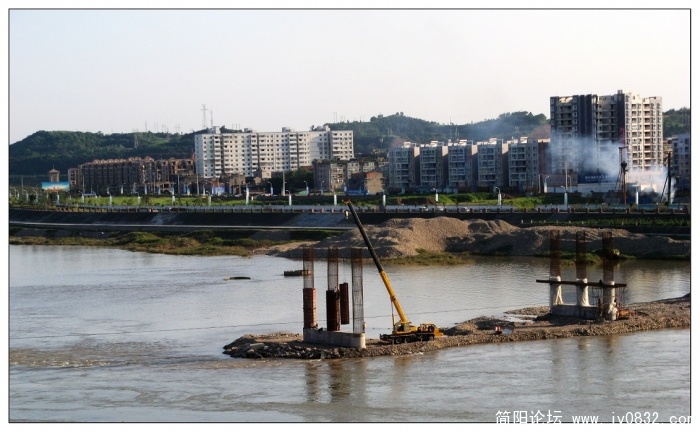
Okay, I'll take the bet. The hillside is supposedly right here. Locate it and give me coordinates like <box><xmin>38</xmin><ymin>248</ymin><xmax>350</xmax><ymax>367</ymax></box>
<box><xmin>8</xmin><ymin>130</ymin><xmax>196</xmax><ymax>179</ymax></box>
<box><xmin>327</xmin><ymin>111</ymin><xmax>550</xmax><ymax>156</ymax></box>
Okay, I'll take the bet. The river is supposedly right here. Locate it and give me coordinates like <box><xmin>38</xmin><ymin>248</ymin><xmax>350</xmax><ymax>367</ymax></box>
<box><xmin>7</xmin><ymin>245</ymin><xmax>692</xmax><ymax>423</ymax></box>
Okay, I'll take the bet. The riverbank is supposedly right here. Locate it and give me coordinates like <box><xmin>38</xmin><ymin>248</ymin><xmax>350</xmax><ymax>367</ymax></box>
<box><xmin>222</xmin><ymin>295</ymin><xmax>690</xmax><ymax>360</ymax></box>
<box><xmin>267</xmin><ymin>217</ymin><xmax>691</xmax><ymax>261</ymax></box>
<box><xmin>14</xmin><ymin>217</ymin><xmax>688</xmax><ymax>262</ymax></box>
<box><xmin>9</xmin><ymin>207</ymin><xmax>690</xmax><ymax>260</ymax></box>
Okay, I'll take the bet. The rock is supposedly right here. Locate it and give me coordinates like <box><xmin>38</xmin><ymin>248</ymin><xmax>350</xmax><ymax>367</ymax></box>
<box><xmin>222</xmin><ymin>296</ymin><xmax>690</xmax><ymax>360</ymax></box>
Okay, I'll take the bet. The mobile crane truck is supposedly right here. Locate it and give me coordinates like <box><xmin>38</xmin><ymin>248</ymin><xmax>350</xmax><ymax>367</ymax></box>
<box><xmin>345</xmin><ymin>200</ymin><xmax>443</xmax><ymax>344</ymax></box>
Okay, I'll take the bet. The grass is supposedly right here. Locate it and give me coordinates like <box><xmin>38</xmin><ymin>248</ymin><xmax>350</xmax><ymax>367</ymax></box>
<box><xmin>385</xmin><ymin>249</ymin><xmax>476</xmax><ymax>266</ymax></box>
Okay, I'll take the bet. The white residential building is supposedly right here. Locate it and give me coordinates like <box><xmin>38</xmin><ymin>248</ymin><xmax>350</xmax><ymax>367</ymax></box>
<box><xmin>508</xmin><ymin>137</ymin><xmax>545</xmax><ymax>192</ymax></box>
<box><xmin>446</xmin><ymin>140</ymin><xmax>477</xmax><ymax>192</ymax></box>
<box><xmin>477</xmin><ymin>139</ymin><xmax>509</xmax><ymax>190</ymax></box>
<box><xmin>194</xmin><ymin>126</ymin><xmax>354</xmax><ymax>179</ymax></box>
<box><xmin>550</xmin><ymin>90</ymin><xmax>663</xmax><ymax>181</ymax></box>
<box><xmin>418</xmin><ymin>142</ymin><xmax>448</xmax><ymax>191</ymax></box>
<box><xmin>387</xmin><ymin>143</ymin><xmax>420</xmax><ymax>193</ymax></box>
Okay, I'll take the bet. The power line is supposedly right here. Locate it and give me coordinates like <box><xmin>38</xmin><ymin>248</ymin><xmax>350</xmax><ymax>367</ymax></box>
<box><xmin>10</xmin><ymin>302</ymin><xmax>546</xmax><ymax>341</ymax></box>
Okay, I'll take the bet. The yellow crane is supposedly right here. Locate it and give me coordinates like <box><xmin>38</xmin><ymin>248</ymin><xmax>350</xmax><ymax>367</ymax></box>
<box><xmin>345</xmin><ymin>200</ymin><xmax>443</xmax><ymax>343</ymax></box>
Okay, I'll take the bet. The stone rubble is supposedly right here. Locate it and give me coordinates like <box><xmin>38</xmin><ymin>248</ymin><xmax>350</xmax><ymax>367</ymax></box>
<box><xmin>223</xmin><ymin>296</ymin><xmax>690</xmax><ymax>360</ymax></box>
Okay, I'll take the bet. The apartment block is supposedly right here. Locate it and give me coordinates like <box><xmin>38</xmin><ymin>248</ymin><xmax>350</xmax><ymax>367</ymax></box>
<box><xmin>418</xmin><ymin>142</ymin><xmax>449</xmax><ymax>191</ymax></box>
<box><xmin>312</xmin><ymin>160</ymin><xmax>347</xmax><ymax>192</ymax></box>
<box><xmin>550</xmin><ymin>90</ymin><xmax>664</xmax><ymax>181</ymax></box>
<box><xmin>446</xmin><ymin>140</ymin><xmax>477</xmax><ymax>192</ymax></box>
<box><xmin>74</xmin><ymin>157</ymin><xmax>195</xmax><ymax>194</ymax></box>
<box><xmin>477</xmin><ymin>139</ymin><xmax>509</xmax><ymax>190</ymax></box>
<box><xmin>386</xmin><ymin>144</ymin><xmax>420</xmax><ymax>193</ymax></box>
<box><xmin>669</xmin><ymin>133</ymin><xmax>691</xmax><ymax>191</ymax></box>
<box><xmin>508</xmin><ymin>137</ymin><xmax>549</xmax><ymax>192</ymax></box>
<box><xmin>194</xmin><ymin>126</ymin><xmax>354</xmax><ymax>179</ymax></box>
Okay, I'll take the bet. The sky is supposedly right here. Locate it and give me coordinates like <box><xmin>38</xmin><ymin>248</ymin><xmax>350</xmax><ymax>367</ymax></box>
<box><xmin>4</xmin><ymin>2</ymin><xmax>693</xmax><ymax>145</ymax></box>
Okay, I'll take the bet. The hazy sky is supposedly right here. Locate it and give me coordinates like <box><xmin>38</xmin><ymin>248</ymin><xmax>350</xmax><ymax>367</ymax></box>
<box><xmin>6</xmin><ymin>4</ymin><xmax>693</xmax><ymax>144</ymax></box>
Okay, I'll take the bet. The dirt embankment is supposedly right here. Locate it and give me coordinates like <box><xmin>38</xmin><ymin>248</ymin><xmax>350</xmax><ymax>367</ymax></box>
<box><xmin>223</xmin><ymin>295</ymin><xmax>690</xmax><ymax>360</ymax></box>
<box><xmin>267</xmin><ymin>218</ymin><xmax>690</xmax><ymax>260</ymax></box>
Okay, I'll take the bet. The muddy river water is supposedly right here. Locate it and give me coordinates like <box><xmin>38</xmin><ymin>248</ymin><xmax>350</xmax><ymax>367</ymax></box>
<box><xmin>8</xmin><ymin>245</ymin><xmax>691</xmax><ymax>423</ymax></box>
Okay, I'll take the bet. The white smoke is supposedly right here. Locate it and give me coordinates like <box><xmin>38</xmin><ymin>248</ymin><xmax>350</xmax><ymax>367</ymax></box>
<box><xmin>549</xmin><ymin>137</ymin><xmax>672</xmax><ymax>201</ymax></box>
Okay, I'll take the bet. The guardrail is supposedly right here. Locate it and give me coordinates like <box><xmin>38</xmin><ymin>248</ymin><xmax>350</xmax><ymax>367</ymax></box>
<box><xmin>9</xmin><ymin>203</ymin><xmax>690</xmax><ymax>216</ymax></box>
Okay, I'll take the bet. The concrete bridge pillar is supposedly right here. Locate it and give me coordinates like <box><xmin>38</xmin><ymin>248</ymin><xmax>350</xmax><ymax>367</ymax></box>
<box><xmin>549</xmin><ymin>275</ymin><xmax>563</xmax><ymax>307</ymax></box>
<box><xmin>602</xmin><ymin>281</ymin><xmax>617</xmax><ymax>320</ymax></box>
<box><xmin>576</xmin><ymin>278</ymin><xmax>590</xmax><ymax>307</ymax></box>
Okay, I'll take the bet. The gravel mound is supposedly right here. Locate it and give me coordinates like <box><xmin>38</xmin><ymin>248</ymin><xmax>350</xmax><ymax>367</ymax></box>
<box><xmin>269</xmin><ymin>219</ymin><xmax>690</xmax><ymax>260</ymax></box>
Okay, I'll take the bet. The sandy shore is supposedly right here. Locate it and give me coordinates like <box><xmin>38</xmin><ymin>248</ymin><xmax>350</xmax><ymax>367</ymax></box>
<box><xmin>267</xmin><ymin>218</ymin><xmax>690</xmax><ymax>260</ymax></box>
<box><xmin>222</xmin><ymin>295</ymin><xmax>690</xmax><ymax>360</ymax></box>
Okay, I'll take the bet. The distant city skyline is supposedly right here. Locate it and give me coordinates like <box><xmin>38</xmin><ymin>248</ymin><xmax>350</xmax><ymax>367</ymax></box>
<box><xmin>6</xmin><ymin>5</ymin><xmax>692</xmax><ymax>145</ymax></box>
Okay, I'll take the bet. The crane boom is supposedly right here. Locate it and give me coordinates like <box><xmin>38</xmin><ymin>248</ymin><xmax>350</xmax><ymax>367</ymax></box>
<box><xmin>345</xmin><ymin>200</ymin><xmax>410</xmax><ymax>325</ymax></box>
<box><xmin>344</xmin><ymin>200</ymin><xmax>443</xmax><ymax>343</ymax></box>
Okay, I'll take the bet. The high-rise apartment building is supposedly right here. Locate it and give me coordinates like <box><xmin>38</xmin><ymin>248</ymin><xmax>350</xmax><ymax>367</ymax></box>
<box><xmin>669</xmin><ymin>133</ymin><xmax>690</xmax><ymax>191</ymax></box>
<box><xmin>194</xmin><ymin>126</ymin><xmax>354</xmax><ymax>179</ymax></box>
<box><xmin>550</xmin><ymin>90</ymin><xmax>663</xmax><ymax>182</ymax></box>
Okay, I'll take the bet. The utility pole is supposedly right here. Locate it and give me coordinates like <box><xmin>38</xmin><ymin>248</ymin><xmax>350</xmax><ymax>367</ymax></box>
<box><xmin>666</xmin><ymin>151</ymin><xmax>672</xmax><ymax>205</ymax></box>
<box><xmin>618</xmin><ymin>146</ymin><xmax>628</xmax><ymax>205</ymax></box>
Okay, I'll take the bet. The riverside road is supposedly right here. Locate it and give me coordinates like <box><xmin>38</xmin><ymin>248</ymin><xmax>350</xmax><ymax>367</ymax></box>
<box><xmin>8</xmin><ymin>206</ymin><xmax>690</xmax><ymax>237</ymax></box>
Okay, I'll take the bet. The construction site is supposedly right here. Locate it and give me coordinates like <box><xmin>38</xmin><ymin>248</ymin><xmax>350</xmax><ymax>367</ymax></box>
<box><xmin>222</xmin><ymin>201</ymin><xmax>691</xmax><ymax>360</ymax></box>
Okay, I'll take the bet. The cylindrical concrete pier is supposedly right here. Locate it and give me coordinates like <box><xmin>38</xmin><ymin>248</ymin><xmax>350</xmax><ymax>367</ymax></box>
<box><xmin>576</xmin><ymin>278</ymin><xmax>590</xmax><ymax>307</ymax></box>
<box><xmin>549</xmin><ymin>275</ymin><xmax>563</xmax><ymax>307</ymax></box>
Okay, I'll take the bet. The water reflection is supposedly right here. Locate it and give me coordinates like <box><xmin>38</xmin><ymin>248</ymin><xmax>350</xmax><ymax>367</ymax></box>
<box><xmin>304</xmin><ymin>362</ymin><xmax>321</xmax><ymax>403</ymax></box>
